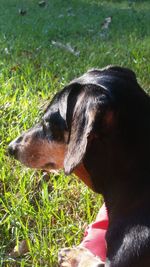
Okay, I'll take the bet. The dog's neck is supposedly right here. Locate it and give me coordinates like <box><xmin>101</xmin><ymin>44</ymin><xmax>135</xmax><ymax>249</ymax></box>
<box><xmin>82</xmin><ymin>136</ymin><xmax>150</xmax><ymax>222</ymax></box>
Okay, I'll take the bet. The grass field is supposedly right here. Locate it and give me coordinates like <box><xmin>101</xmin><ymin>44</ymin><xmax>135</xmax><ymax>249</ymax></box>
<box><xmin>1</xmin><ymin>0</ymin><xmax>150</xmax><ymax>266</ymax></box>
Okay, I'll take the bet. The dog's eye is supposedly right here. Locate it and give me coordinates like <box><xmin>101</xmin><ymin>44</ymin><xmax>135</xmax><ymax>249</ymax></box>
<box><xmin>41</xmin><ymin>120</ymin><xmax>49</xmax><ymax>135</ymax></box>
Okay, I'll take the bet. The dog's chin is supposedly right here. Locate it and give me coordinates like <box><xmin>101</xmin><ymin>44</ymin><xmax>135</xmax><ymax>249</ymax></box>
<box><xmin>40</xmin><ymin>162</ymin><xmax>61</xmax><ymax>174</ymax></box>
<box><xmin>39</xmin><ymin>162</ymin><xmax>61</xmax><ymax>174</ymax></box>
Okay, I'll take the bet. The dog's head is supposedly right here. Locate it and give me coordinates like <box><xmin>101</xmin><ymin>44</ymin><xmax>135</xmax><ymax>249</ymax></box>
<box><xmin>8</xmin><ymin>66</ymin><xmax>146</xmax><ymax>192</ymax></box>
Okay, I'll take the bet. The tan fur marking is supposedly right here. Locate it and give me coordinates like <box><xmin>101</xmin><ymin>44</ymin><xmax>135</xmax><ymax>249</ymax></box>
<box><xmin>74</xmin><ymin>164</ymin><xmax>94</xmax><ymax>190</ymax></box>
<box><xmin>17</xmin><ymin>137</ymin><xmax>67</xmax><ymax>170</ymax></box>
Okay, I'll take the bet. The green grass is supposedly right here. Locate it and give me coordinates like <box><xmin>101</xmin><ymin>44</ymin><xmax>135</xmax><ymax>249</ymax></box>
<box><xmin>1</xmin><ymin>0</ymin><xmax>150</xmax><ymax>266</ymax></box>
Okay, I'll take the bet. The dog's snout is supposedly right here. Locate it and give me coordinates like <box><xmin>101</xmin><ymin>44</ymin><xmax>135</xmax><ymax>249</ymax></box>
<box><xmin>8</xmin><ymin>135</ymin><xmax>24</xmax><ymax>158</ymax></box>
<box><xmin>8</xmin><ymin>143</ymin><xmax>18</xmax><ymax>159</ymax></box>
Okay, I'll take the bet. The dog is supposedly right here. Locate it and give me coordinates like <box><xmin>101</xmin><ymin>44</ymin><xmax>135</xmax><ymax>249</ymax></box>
<box><xmin>8</xmin><ymin>66</ymin><xmax>150</xmax><ymax>267</ymax></box>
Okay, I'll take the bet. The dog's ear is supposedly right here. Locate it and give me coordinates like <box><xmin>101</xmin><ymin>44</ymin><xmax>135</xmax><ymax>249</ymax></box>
<box><xmin>64</xmin><ymin>85</ymin><xmax>111</xmax><ymax>174</ymax></box>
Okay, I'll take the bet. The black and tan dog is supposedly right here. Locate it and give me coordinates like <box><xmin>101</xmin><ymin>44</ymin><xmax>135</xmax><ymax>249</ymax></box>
<box><xmin>8</xmin><ymin>66</ymin><xmax>150</xmax><ymax>267</ymax></box>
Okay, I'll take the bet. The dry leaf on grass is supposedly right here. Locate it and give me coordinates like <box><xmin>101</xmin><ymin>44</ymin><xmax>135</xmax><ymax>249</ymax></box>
<box><xmin>38</xmin><ymin>1</ymin><xmax>46</xmax><ymax>7</ymax></box>
<box><xmin>9</xmin><ymin>240</ymin><xmax>29</xmax><ymax>258</ymax></box>
<box><xmin>51</xmin><ymin>41</ymin><xmax>80</xmax><ymax>56</ymax></box>
<box><xmin>101</xmin><ymin>16</ymin><xmax>112</xmax><ymax>30</ymax></box>
<box><xmin>10</xmin><ymin>64</ymin><xmax>21</xmax><ymax>72</ymax></box>
<box><xmin>18</xmin><ymin>9</ymin><xmax>27</xmax><ymax>16</ymax></box>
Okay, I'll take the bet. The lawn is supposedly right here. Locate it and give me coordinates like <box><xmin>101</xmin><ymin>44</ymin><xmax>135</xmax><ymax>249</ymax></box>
<box><xmin>0</xmin><ymin>0</ymin><xmax>150</xmax><ymax>266</ymax></box>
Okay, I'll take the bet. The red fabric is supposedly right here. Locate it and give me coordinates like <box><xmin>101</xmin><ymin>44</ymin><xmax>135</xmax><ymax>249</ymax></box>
<box><xmin>80</xmin><ymin>203</ymin><xmax>108</xmax><ymax>262</ymax></box>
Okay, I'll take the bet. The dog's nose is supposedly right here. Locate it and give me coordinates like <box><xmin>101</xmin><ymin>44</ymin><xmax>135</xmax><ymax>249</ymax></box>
<box><xmin>8</xmin><ymin>135</ymin><xmax>24</xmax><ymax>158</ymax></box>
<box><xmin>8</xmin><ymin>143</ymin><xmax>18</xmax><ymax>159</ymax></box>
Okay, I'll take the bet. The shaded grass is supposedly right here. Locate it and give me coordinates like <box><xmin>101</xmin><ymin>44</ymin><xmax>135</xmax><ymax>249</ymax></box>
<box><xmin>1</xmin><ymin>0</ymin><xmax>150</xmax><ymax>266</ymax></box>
